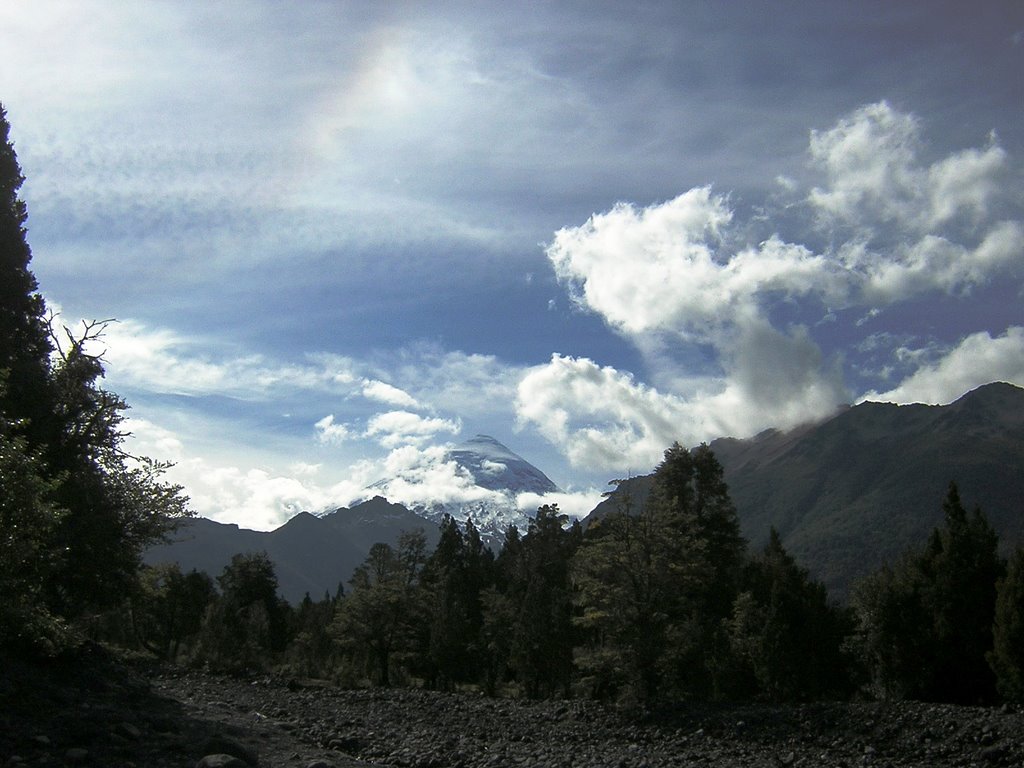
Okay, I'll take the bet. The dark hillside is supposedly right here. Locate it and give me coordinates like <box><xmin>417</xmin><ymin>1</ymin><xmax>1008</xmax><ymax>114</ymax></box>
<box><xmin>146</xmin><ymin>497</ymin><xmax>437</xmax><ymax>603</ymax></box>
<box><xmin>590</xmin><ymin>383</ymin><xmax>1024</xmax><ymax>600</ymax></box>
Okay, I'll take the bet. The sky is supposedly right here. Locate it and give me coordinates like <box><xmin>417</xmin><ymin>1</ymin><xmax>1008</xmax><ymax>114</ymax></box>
<box><xmin>1</xmin><ymin>1</ymin><xmax>1022</xmax><ymax>530</ymax></box>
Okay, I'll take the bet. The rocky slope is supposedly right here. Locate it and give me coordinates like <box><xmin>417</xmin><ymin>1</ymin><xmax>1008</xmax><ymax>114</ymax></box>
<box><xmin>4</xmin><ymin>648</ymin><xmax>1024</xmax><ymax>768</ymax></box>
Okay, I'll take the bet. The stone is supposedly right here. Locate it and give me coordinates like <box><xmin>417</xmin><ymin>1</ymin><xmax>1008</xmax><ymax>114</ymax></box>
<box><xmin>202</xmin><ymin>736</ymin><xmax>259</xmax><ymax>766</ymax></box>
<box><xmin>64</xmin><ymin>748</ymin><xmax>89</xmax><ymax>763</ymax></box>
<box><xmin>115</xmin><ymin>721</ymin><xmax>143</xmax><ymax>740</ymax></box>
<box><xmin>196</xmin><ymin>756</ymin><xmax>247</xmax><ymax>768</ymax></box>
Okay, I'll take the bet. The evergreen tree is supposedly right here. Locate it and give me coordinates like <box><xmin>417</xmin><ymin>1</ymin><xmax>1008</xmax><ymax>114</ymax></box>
<box><xmin>131</xmin><ymin>563</ymin><xmax>215</xmax><ymax>661</ymax></box>
<box><xmin>489</xmin><ymin>506</ymin><xmax>579</xmax><ymax>698</ymax></box>
<box><xmin>573</xmin><ymin>479</ymin><xmax>685</xmax><ymax>703</ymax></box>
<box><xmin>196</xmin><ymin>552</ymin><xmax>290</xmax><ymax>671</ymax></box>
<box><xmin>332</xmin><ymin>531</ymin><xmax>429</xmax><ymax>686</ymax></box>
<box><xmin>989</xmin><ymin>547</ymin><xmax>1024</xmax><ymax>702</ymax></box>
<box><xmin>574</xmin><ymin>443</ymin><xmax>745</xmax><ymax>704</ymax></box>
<box><xmin>420</xmin><ymin>516</ymin><xmax>494</xmax><ymax>689</ymax></box>
<box><xmin>851</xmin><ymin>483</ymin><xmax>1002</xmax><ymax>703</ymax></box>
<box><xmin>286</xmin><ymin>590</ymin><xmax>339</xmax><ymax>678</ymax></box>
<box><xmin>0</xmin><ymin>105</ymin><xmax>51</xmax><ymax>440</ymax></box>
<box><xmin>919</xmin><ymin>484</ymin><xmax>1002</xmax><ymax>703</ymax></box>
<box><xmin>479</xmin><ymin>524</ymin><xmax>523</xmax><ymax>695</ymax></box>
<box><xmin>0</xmin><ymin>395</ymin><xmax>68</xmax><ymax>652</ymax></box>
<box><xmin>728</xmin><ymin>529</ymin><xmax>852</xmax><ymax>701</ymax></box>
<box><xmin>0</xmin><ymin>105</ymin><xmax>190</xmax><ymax>652</ymax></box>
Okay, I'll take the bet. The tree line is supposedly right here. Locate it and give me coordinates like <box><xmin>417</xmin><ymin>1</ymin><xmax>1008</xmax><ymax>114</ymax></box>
<box><xmin>98</xmin><ymin>447</ymin><xmax>1024</xmax><ymax>709</ymax></box>
<box><xmin>3</xmin><ymin>103</ymin><xmax>1023</xmax><ymax>708</ymax></box>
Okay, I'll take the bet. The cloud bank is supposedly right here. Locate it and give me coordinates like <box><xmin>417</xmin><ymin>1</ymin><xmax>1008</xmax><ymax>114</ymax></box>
<box><xmin>520</xmin><ymin>102</ymin><xmax>1023</xmax><ymax>472</ymax></box>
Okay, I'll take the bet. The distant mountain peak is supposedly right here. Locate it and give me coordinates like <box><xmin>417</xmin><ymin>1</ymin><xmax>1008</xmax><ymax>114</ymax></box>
<box><xmin>449</xmin><ymin>435</ymin><xmax>560</xmax><ymax>495</ymax></box>
<box><xmin>365</xmin><ymin>435</ymin><xmax>560</xmax><ymax>541</ymax></box>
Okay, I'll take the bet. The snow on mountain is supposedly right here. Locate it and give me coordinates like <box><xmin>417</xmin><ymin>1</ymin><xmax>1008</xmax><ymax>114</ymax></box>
<box><xmin>365</xmin><ymin>435</ymin><xmax>562</xmax><ymax>540</ymax></box>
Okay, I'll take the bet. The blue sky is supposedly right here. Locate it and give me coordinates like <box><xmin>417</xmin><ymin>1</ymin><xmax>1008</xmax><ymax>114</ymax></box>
<box><xmin>1</xmin><ymin>1</ymin><xmax>1022</xmax><ymax>530</ymax></box>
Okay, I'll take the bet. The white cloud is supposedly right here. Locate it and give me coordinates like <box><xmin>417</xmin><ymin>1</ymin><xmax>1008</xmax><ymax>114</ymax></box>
<box><xmin>100</xmin><ymin>319</ymin><xmax>346</xmax><ymax>399</ymax></box>
<box><xmin>315</xmin><ymin>414</ymin><xmax>352</xmax><ymax>445</ymax></box>
<box><xmin>365</xmin><ymin>410</ymin><xmax>462</xmax><ymax>448</ymax></box>
<box><xmin>122</xmin><ymin>416</ymin><xmax>185</xmax><ymax>463</ymax></box>
<box><xmin>361</xmin><ymin>379</ymin><xmax>420</xmax><ymax>408</ymax></box>
<box><xmin>547</xmin><ymin>186</ymin><xmax>735</xmax><ymax>336</ymax></box>
<box><xmin>857</xmin><ymin>221</ymin><xmax>1024</xmax><ymax>304</ymax></box>
<box><xmin>174</xmin><ymin>460</ymin><xmax>371</xmax><ymax>532</ymax></box>
<box><xmin>809</xmin><ymin>101</ymin><xmax>923</xmax><ymax>226</ymax></box>
<box><xmin>516</xmin><ymin>354</ymin><xmax>688</xmax><ymax>472</ymax></box>
<box><xmin>371</xmin><ymin>444</ymin><xmax>502</xmax><ymax>508</ymax></box>
<box><xmin>809</xmin><ymin>100</ymin><xmax>1013</xmax><ymax>239</ymax></box>
<box><xmin>383</xmin><ymin>345</ymin><xmax>525</xmax><ymax>418</ymax></box>
<box><xmin>515</xmin><ymin>489</ymin><xmax>605</xmax><ymax>521</ymax></box>
<box><xmin>862</xmin><ymin>327</ymin><xmax>1024</xmax><ymax>405</ymax></box>
<box><xmin>534</xmin><ymin>102</ymin><xmax>1020</xmax><ymax>470</ymax></box>
<box><xmin>516</xmin><ymin>343</ymin><xmax>847</xmax><ymax>474</ymax></box>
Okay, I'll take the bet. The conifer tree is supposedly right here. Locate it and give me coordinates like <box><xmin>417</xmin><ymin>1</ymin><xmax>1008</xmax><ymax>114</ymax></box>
<box><xmin>0</xmin><ymin>105</ymin><xmax>189</xmax><ymax>652</ymax></box>
<box><xmin>988</xmin><ymin>548</ymin><xmax>1024</xmax><ymax>702</ymax></box>
<box><xmin>851</xmin><ymin>483</ymin><xmax>1002</xmax><ymax>703</ymax></box>
<box><xmin>501</xmin><ymin>506</ymin><xmax>579</xmax><ymax>698</ymax></box>
<box><xmin>573</xmin><ymin>443</ymin><xmax>745</xmax><ymax>704</ymax></box>
<box><xmin>729</xmin><ymin>528</ymin><xmax>852</xmax><ymax>701</ymax></box>
<box><xmin>333</xmin><ymin>531</ymin><xmax>429</xmax><ymax>686</ymax></box>
<box><xmin>0</xmin><ymin>104</ymin><xmax>51</xmax><ymax>437</ymax></box>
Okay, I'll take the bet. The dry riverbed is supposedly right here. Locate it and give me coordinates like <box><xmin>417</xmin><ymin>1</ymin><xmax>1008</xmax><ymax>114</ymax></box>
<box><xmin>3</xmin><ymin>645</ymin><xmax>1023</xmax><ymax>767</ymax></box>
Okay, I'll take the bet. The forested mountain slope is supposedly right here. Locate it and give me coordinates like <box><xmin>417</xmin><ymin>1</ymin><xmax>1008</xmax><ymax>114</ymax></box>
<box><xmin>146</xmin><ymin>497</ymin><xmax>437</xmax><ymax>603</ymax></box>
<box><xmin>591</xmin><ymin>382</ymin><xmax>1024</xmax><ymax>599</ymax></box>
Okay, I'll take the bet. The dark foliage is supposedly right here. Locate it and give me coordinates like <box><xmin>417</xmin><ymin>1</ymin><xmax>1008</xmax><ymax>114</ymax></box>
<box><xmin>851</xmin><ymin>483</ymin><xmax>1003</xmax><ymax>704</ymax></box>
<box><xmin>0</xmin><ymin>105</ymin><xmax>190</xmax><ymax>655</ymax></box>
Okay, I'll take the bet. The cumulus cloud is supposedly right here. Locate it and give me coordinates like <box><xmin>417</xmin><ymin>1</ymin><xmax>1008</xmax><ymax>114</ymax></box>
<box><xmin>176</xmin><ymin>461</ymin><xmax>372</xmax><ymax>532</ymax></box>
<box><xmin>361</xmin><ymin>379</ymin><xmax>420</xmax><ymax>408</ymax></box>
<box><xmin>516</xmin><ymin>347</ymin><xmax>846</xmax><ymax>473</ymax></box>
<box><xmin>516</xmin><ymin>354</ymin><xmax>689</xmax><ymax>471</ymax></box>
<box><xmin>315</xmin><ymin>414</ymin><xmax>352</xmax><ymax>445</ymax></box>
<box><xmin>862</xmin><ymin>327</ymin><xmax>1024</xmax><ymax>405</ymax></box>
<box><xmin>531</xmin><ymin>101</ymin><xmax>1021</xmax><ymax>467</ymax></box>
<box><xmin>370</xmin><ymin>444</ymin><xmax>503</xmax><ymax>508</ymax></box>
<box><xmin>365</xmin><ymin>410</ymin><xmax>462</xmax><ymax>448</ymax></box>
<box><xmin>809</xmin><ymin>102</ymin><xmax>1009</xmax><ymax>232</ymax></box>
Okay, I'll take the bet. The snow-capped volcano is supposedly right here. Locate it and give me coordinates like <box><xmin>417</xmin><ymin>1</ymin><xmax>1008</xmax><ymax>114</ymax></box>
<box><xmin>366</xmin><ymin>435</ymin><xmax>561</xmax><ymax>540</ymax></box>
<box><xmin>448</xmin><ymin>435</ymin><xmax>560</xmax><ymax>495</ymax></box>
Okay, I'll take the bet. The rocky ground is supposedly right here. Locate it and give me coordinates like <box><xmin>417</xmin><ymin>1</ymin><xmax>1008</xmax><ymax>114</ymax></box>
<box><xmin>3</xmin><ymin>645</ymin><xmax>1023</xmax><ymax>768</ymax></box>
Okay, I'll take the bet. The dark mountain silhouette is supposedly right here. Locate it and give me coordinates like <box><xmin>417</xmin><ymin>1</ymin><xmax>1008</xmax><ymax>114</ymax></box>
<box><xmin>145</xmin><ymin>497</ymin><xmax>438</xmax><ymax>603</ymax></box>
<box><xmin>589</xmin><ymin>382</ymin><xmax>1024</xmax><ymax>600</ymax></box>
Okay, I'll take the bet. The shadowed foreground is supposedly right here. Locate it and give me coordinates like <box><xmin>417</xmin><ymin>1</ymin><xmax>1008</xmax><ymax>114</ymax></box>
<box><xmin>3</xmin><ymin>646</ymin><xmax>1023</xmax><ymax>768</ymax></box>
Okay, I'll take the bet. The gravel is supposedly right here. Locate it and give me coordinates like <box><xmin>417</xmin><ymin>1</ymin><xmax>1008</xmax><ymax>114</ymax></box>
<box><xmin>3</xmin><ymin>647</ymin><xmax>1023</xmax><ymax>768</ymax></box>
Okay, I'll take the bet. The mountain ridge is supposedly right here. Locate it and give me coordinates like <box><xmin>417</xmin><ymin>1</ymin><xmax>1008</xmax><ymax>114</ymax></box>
<box><xmin>148</xmin><ymin>383</ymin><xmax>1024</xmax><ymax>603</ymax></box>
<box><xmin>590</xmin><ymin>381</ymin><xmax>1024</xmax><ymax>599</ymax></box>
